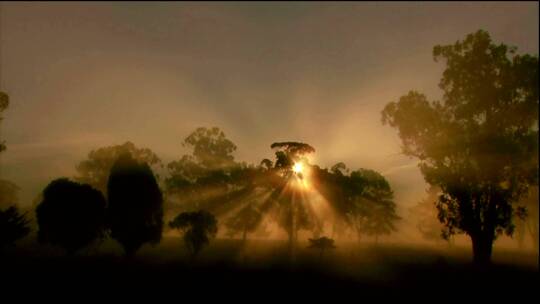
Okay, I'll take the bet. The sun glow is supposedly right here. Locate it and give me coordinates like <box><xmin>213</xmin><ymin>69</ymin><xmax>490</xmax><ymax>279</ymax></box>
<box><xmin>292</xmin><ymin>162</ymin><xmax>303</xmax><ymax>174</ymax></box>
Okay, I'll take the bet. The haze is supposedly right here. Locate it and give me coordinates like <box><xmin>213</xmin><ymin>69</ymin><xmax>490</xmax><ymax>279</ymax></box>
<box><xmin>0</xmin><ymin>1</ymin><xmax>538</xmax><ymax>211</ymax></box>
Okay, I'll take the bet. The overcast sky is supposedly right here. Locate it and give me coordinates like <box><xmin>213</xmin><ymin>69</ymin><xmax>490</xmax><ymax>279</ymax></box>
<box><xmin>0</xmin><ymin>1</ymin><xmax>538</xmax><ymax>208</ymax></box>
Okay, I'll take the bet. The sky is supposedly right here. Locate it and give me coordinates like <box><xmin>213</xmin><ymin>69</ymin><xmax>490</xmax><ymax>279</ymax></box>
<box><xmin>0</xmin><ymin>1</ymin><xmax>538</xmax><ymax>209</ymax></box>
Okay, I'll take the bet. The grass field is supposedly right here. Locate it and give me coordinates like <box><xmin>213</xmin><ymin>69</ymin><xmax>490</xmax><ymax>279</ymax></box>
<box><xmin>1</xmin><ymin>237</ymin><xmax>538</xmax><ymax>301</ymax></box>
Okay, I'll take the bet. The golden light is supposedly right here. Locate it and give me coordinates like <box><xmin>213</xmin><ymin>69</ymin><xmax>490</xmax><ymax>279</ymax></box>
<box><xmin>292</xmin><ymin>162</ymin><xmax>303</xmax><ymax>174</ymax></box>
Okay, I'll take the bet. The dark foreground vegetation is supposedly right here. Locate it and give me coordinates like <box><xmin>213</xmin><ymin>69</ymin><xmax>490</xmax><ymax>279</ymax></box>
<box><xmin>1</xmin><ymin>239</ymin><xmax>537</xmax><ymax>300</ymax></box>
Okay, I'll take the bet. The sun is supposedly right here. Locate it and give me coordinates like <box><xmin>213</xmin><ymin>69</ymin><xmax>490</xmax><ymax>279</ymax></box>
<box><xmin>292</xmin><ymin>162</ymin><xmax>303</xmax><ymax>174</ymax></box>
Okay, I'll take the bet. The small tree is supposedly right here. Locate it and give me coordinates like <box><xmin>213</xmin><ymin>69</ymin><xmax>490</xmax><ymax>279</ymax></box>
<box><xmin>36</xmin><ymin>178</ymin><xmax>106</xmax><ymax>255</ymax></box>
<box><xmin>361</xmin><ymin>199</ymin><xmax>400</xmax><ymax>244</ymax></box>
<box><xmin>341</xmin><ymin>169</ymin><xmax>400</xmax><ymax>243</ymax></box>
<box><xmin>107</xmin><ymin>153</ymin><xmax>164</xmax><ymax>257</ymax></box>
<box><xmin>169</xmin><ymin>210</ymin><xmax>218</xmax><ymax>258</ymax></box>
<box><xmin>0</xmin><ymin>206</ymin><xmax>31</xmax><ymax>251</ymax></box>
<box><xmin>308</xmin><ymin>236</ymin><xmax>336</xmax><ymax>258</ymax></box>
<box><xmin>225</xmin><ymin>203</ymin><xmax>262</xmax><ymax>242</ymax></box>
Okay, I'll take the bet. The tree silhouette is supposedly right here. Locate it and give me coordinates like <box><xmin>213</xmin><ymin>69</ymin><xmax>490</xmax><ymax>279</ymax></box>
<box><xmin>270</xmin><ymin>141</ymin><xmax>315</xmax><ymax>172</ymax></box>
<box><xmin>310</xmin><ymin>165</ymin><xmax>399</xmax><ymax>243</ymax></box>
<box><xmin>36</xmin><ymin>178</ymin><xmax>106</xmax><ymax>254</ymax></box>
<box><xmin>308</xmin><ymin>236</ymin><xmax>336</xmax><ymax>258</ymax></box>
<box><xmin>107</xmin><ymin>153</ymin><xmax>164</xmax><ymax>257</ymax></box>
<box><xmin>169</xmin><ymin>210</ymin><xmax>218</xmax><ymax>258</ymax></box>
<box><xmin>348</xmin><ymin>169</ymin><xmax>399</xmax><ymax>243</ymax></box>
<box><xmin>225</xmin><ymin>203</ymin><xmax>262</xmax><ymax>242</ymax></box>
<box><xmin>382</xmin><ymin>30</ymin><xmax>538</xmax><ymax>264</ymax></box>
<box><xmin>76</xmin><ymin>142</ymin><xmax>162</xmax><ymax>194</ymax></box>
<box><xmin>0</xmin><ymin>206</ymin><xmax>30</xmax><ymax>251</ymax></box>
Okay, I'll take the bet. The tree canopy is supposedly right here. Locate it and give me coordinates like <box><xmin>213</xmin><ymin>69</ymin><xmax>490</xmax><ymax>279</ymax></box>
<box><xmin>270</xmin><ymin>141</ymin><xmax>315</xmax><ymax>171</ymax></box>
<box><xmin>36</xmin><ymin>178</ymin><xmax>106</xmax><ymax>254</ymax></box>
<box><xmin>184</xmin><ymin>126</ymin><xmax>237</xmax><ymax>171</ymax></box>
<box><xmin>76</xmin><ymin>141</ymin><xmax>162</xmax><ymax>194</ymax></box>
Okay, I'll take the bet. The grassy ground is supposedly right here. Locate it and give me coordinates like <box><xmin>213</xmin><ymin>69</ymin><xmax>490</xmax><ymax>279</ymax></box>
<box><xmin>1</xmin><ymin>237</ymin><xmax>538</xmax><ymax>301</ymax></box>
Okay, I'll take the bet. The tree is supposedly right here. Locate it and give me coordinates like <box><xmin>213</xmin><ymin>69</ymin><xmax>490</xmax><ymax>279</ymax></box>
<box><xmin>225</xmin><ymin>203</ymin><xmax>262</xmax><ymax>242</ymax></box>
<box><xmin>166</xmin><ymin>127</ymin><xmax>243</xmax><ymax>215</ymax></box>
<box><xmin>268</xmin><ymin>142</ymin><xmax>317</xmax><ymax>255</ymax></box>
<box><xmin>276</xmin><ymin>194</ymin><xmax>318</xmax><ymax>245</ymax></box>
<box><xmin>308</xmin><ymin>236</ymin><xmax>336</xmax><ymax>258</ymax></box>
<box><xmin>169</xmin><ymin>210</ymin><xmax>218</xmax><ymax>258</ymax></box>
<box><xmin>381</xmin><ymin>30</ymin><xmax>538</xmax><ymax>264</ymax></box>
<box><xmin>35</xmin><ymin>178</ymin><xmax>106</xmax><ymax>254</ymax></box>
<box><xmin>309</xmin><ymin>165</ymin><xmax>399</xmax><ymax>243</ymax></box>
<box><xmin>347</xmin><ymin>169</ymin><xmax>399</xmax><ymax>243</ymax></box>
<box><xmin>107</xmin><ymin>153</ymin><xmax>164</xmax><ymax>257</ymax></box>
<box><xmin>183</xmin><ymin>126</ymin><xmax>237</xmax><ymax>170</ymax></box>
<box><xmin>270</xmin><ymin>141</ymin><xmax>315</xmax><ymax>173</ymax></box>
<box><xmin>76</xmin><ymin>141</ymin><xmax>161</xmax><ymax>194</ymax></box>
<box><xmin>0</xmin><ymin>206</ymin><xmax>31</xmax><ymax>251</ymax></box>
<box><xmin>360</xmin><ymin>198</ymin><xmax>400</xmax><ymax>244</ymax></box>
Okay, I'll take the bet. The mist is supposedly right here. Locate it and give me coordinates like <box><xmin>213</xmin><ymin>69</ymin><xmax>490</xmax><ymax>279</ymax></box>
<box><xmin>0</xmin><ymin>2</ymin><xmax>538</xmax><ymax>299</ymax></box>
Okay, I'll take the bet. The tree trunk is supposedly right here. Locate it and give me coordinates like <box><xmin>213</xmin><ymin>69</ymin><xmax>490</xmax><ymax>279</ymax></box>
<box><xmin>471</xmin><ymin>233</ymin><xmax>493</xmax><ymax>265</ymax></box>
<box><xmin>242</xmin><ymin>229</ymin><xmax>247</xmax><ymax>243</ymax></box>
<box><xmin>289</xmin><ymin>201</ymin><xmax>297</xmax><ymax>262</ymax></box>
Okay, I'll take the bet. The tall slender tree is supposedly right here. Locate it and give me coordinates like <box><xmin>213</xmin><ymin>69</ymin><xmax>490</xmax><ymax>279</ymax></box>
<box><xmin>107</xmin><ymin>153</ymin><xmax>164</xmax><ymax>257</ymax></box>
